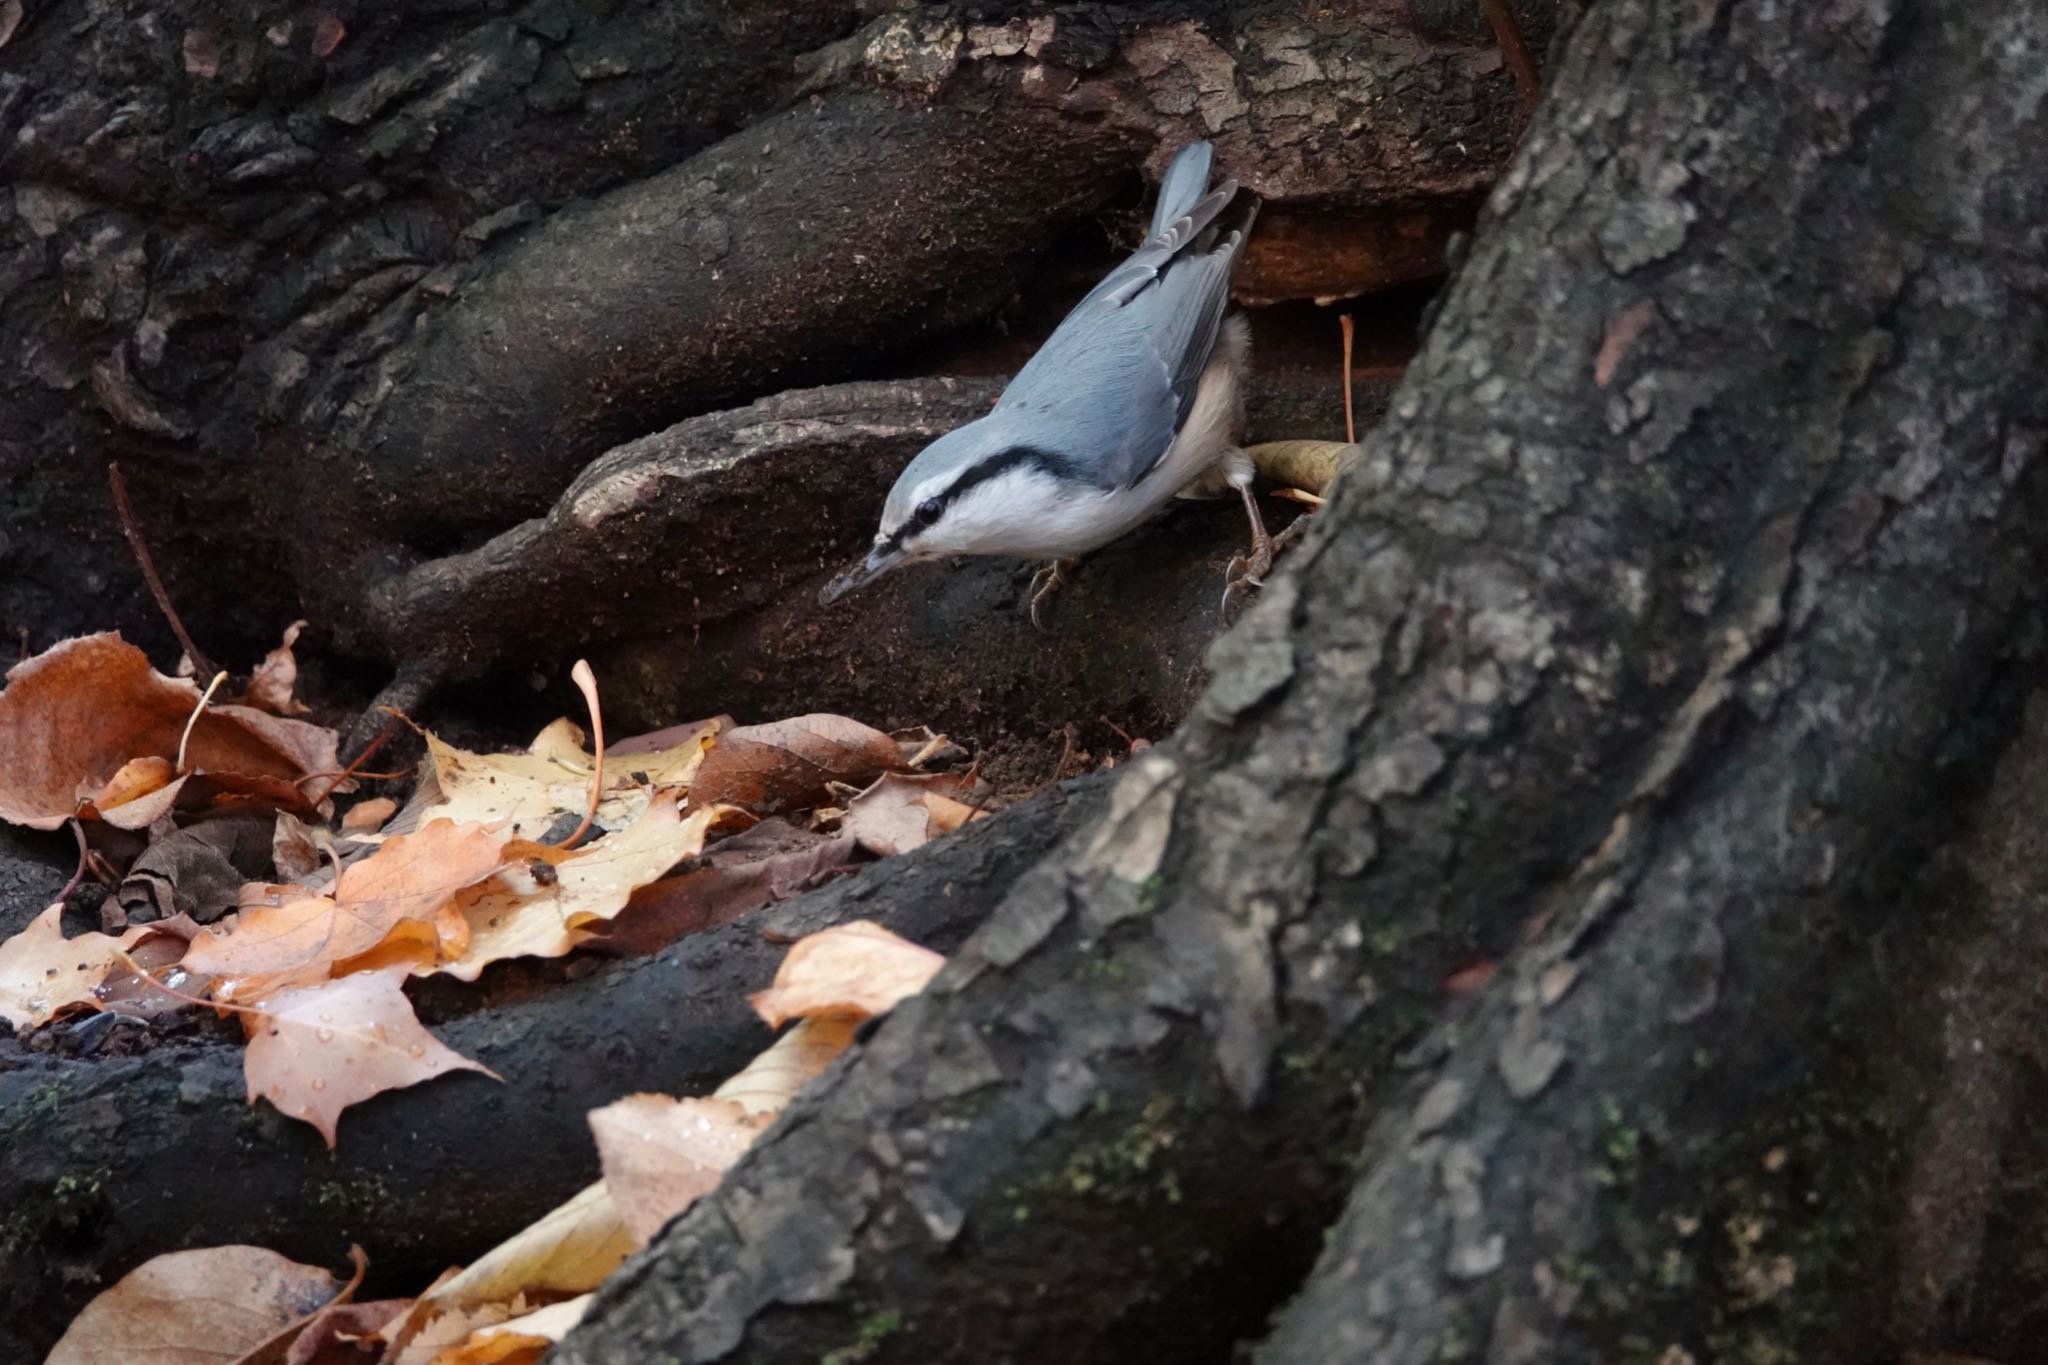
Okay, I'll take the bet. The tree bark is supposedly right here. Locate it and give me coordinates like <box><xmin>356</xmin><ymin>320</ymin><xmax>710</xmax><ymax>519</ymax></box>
<box><xmin>552</xmin><ymin>2</ymin><xmax>2048</xmax><ymax>1363</ymax></box>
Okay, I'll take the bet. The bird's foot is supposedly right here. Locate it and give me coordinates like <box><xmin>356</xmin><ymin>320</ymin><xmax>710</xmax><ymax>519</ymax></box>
<box><xmin>1221</xmin><ymin>513</ymin><xmax>1311</xmax><ymax>615</ymax></box>
<box><xmin>1028</xmin><ymin>558</ymin><xmax>1078</xmax><ymax>631</ymax></box>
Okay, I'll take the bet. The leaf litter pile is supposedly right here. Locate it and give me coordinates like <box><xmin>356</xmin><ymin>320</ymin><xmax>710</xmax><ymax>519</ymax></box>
<box><xmin>0</xmin><ymin>626</ymin><xmax>1014</xmax><ymax>1364</ymax></box>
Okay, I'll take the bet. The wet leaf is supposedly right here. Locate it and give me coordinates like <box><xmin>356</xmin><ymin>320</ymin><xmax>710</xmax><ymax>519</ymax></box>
<box><xmin>0</xmin><ymin>904</ymin><xmax>154</xmax><ymax>1031</ymax></box>
<box><xmin>747</xmin><ymin>919</ymin><xmax>945</xmax><ymax>1028</ymax></box>
<box><xmin>589</xmin><ymin>1094</ymin><xmax>773</xmax><ymax>1246</ymax></box>
<box><xmin>427</xmin><ymin>794</ymin><xmax>713</xmax><ymax>981</ymax></box>
<box><xmin>46</xmin><ymin>1245</ymin><xmax>346</xmax><ymax>1365</ymax></box>
<box><xmin>402</xmin><ymin>1182</ymin><xmax>631</xmax><ymax>1330</ymax></box>
<box><xmin>186</xmin><ymin>820</ymin><xmax>507</xmax><ymax>996</ymax></box>
<box><xmin>430</xmin><ymin>1296</ymin><xmax>589</xmax><ymax>1365</ymax></box>
<box><xmin>689</xmin><ymin>714</ymin><xmax>906</xmax><ymax>815</ymax></box>
<box><xmin>241</xmin><ymin>966</ymin><xmax>496</xmax><ymax>1146</ymax></box>
<box><xmin>595</xmin><ymin>820</ymin><xmax>861</xmax><ymax>957</ymax></box>
<box><xmin>0</xmin><ymin>633</ymin><xmax>337</xmax><ymax>831</ymax></box>
<box><xmin>712</xmin><ymin>1013</ymin><xmax>860</xmax><ymax>1115</ymax></box>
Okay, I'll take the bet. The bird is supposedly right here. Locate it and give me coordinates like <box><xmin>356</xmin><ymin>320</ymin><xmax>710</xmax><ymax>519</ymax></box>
<box><xmin>819</xmin><ymin>140</ymin><xmax>1271</xmax><ymax>626</ymax></box>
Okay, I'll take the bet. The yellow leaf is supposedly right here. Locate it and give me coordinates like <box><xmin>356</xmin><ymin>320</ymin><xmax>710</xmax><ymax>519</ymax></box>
<box><xmin>712</xmin><ymin>1013</ymin><xmax>859</xmax><ymax>1116</ymax></box>
<box><xmin>0</xmin><ymin>903</ymin><xmax>153</xmax><ymax>1032</ymax></box>
<box><xmin>413</xmin><ymin>718</ymin><xmax>711</xmax><ymax>842</ymax></box>
<box><xmin>427</xmin><ymin>795</ymin><xmax>713</xmax><ymax>981</ymax></box>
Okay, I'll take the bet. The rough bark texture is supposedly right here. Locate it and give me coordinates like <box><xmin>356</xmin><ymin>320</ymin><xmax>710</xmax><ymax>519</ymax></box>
<box><xmin>1</xmin><ymin>0</ymin><xmax>1540</xmax><ymax>678</ymax></box>
<box><xmin>0</xmin><ymin>775</ymin><xmax>1106</xmax><ymax>1364</ymax></box>
<box><xmin>551</xmin><ymin>2</ymin><xmax>2048</xmax><ymax>1363</ymax></box>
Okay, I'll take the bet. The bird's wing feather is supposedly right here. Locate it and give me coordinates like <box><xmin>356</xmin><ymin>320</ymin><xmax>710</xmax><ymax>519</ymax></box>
<box><xmin>997</xmin><ymin>186</ymin><xmax>1255</xmax><ymax>490</ymax></box>
<box><xmin>1149</xmin><ymin>141</ymin><xmax>1214</xmax><ymax>239</ymax></box>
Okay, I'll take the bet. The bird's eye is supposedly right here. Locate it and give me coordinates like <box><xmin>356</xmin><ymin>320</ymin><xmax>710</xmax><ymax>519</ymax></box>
<box><xmin>915</xmin><ymin>498</ymin><xmax>943</xmax><ymax>526</ymax></box>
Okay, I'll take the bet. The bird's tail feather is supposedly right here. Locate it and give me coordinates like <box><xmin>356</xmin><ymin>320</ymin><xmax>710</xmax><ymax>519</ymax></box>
<box><xmin>1148</xmin><ymin>141</ymin><xmax>1214</xmax><ymax>240</ymax></box>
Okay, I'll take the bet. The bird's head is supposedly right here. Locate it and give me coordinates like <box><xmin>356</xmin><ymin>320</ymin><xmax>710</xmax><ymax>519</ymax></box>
<box><xmin>820</xmin><ymin>416</ymin><xmax>1082</xmax><ymax>603</ymax></box>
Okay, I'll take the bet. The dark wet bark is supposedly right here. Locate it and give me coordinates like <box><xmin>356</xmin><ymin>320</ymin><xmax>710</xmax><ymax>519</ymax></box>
<box><xmin>0</xmin><ymin>775</ymin><xmax>1106</xmax><ymax>1364</ymax></box>
<box><xmin>552</xmin><ymin>2</ymin><xmax>2048</xmax><ymax>1363</ymax></box>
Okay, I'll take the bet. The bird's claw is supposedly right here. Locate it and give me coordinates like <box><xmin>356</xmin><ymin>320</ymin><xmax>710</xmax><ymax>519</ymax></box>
<box><xmin>1220</xmin><ymin>545</ymin><xmax>1271</xmax><ymax>614</ymax></box>
<box><xmin>1028</xmin><ymin>558</ymin><xmax>1075</xmax><ymax>631</ymax></box>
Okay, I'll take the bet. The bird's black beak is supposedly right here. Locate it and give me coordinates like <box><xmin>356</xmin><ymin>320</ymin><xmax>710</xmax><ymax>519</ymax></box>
<box><xmin>819</xmin><ymin>545</ymin><xmax>903</xmax><ymax>605</ymax></box>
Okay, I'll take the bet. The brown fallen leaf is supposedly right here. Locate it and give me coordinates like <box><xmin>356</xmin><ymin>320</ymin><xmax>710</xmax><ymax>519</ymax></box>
<box><xmin>0</xmin><ymin>903</ymin><xmax>155</xmax><ymax>1031</ymax></box>
<box><xmin>748</xmin><ymin>919</ymin><xmax>946</xmax><ymax>1028</ymax></box>
<box><xmin>228</xmin><ymin>1243</ymin><xmax>368</xmax><ymax>1365</ymax></box>
<box><xmin>116</xmin><ymin>813</ymin><xmax>277</xmax><ymax>927</ymax></box>
<box><xmin>246</xmin><ymin>619</ymin><xmax>312</xmax><ymax>716</ymax></box>
<box><xmin>46</xmin><ymin>1244</ymin><xmax>347</xmax><ymax>1365</ymax></box>
<box><xmin>426</xmin><ymin>795</ymin><xmax>713</xmax><ymax>981</ymax></box>
<box><xmin>188</xmin><ymin>820</ymin><xmax>507</xmax><ymax>998</ymax></box>
<box><xmin>395</xmin><ymin>1182</ymin><xmax>632</xmax><ymax>1342</ymax></box>
<box><xmin>839</xmin><ymin>771</ymin><xmax>986</xmax><ymax>857</ymax></box>
<box><xmin>279</xmin><ymin>1297</ymin><xmax>409</xmax><ymax>1365</ymax></box>
<box><xmin>90</xmin><ymin>754</ymin><xmax>180</xmax><ymax>827</ymax></box>
<box><xmin>0</xmin><ymin>633</ymin><xmax>338</xmax><ymax>830</ymax></box>
<box><xmin>589</xmin><ymin>1094</ymin><xmax>774</xmax><ymax>1247</ymax></box>
<box><xmin>713</xmin><ymin>1013</ymin><xmax>861</xmax><ymax>1115</ymax></box>
<box><xmin>594</xmin><ymin>819</ymin><xmax>861</xmax><ymax>957</ymax></box>
<box><xmin>241</xmin><ymin>965</ymin><xmax>496</xmax><ymax>1145</ymax></box>
<box><xmin>689</xmin><ymin>713</ymin><xmax>907</xmax><ymax>815</ymax></box>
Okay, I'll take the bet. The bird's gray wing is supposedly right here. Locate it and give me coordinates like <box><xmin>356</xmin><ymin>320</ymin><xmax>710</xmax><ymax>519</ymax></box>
<box><xmin>1149</xmin><ymin>141</ymin><xmax>1214</xmax><ymax>239</ymax></box>
<box><xmin>997</xmin><ymin>186</ymin><xmax>1255</xmax><ymax>490</ymax></box>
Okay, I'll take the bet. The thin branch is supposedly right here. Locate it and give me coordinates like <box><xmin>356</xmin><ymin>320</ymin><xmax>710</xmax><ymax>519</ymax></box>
<box><xmin>108</xmin><ymin>463</ymin><xmax>219</xmax><ymax>679</ymax></box>
<box><xmin>1339</xmin><ymin>314</ymin><xmax>1357</xmax><ymax>444</ymax></box>
<box><xmin>1477</xmin><ymin>0</ymin><xmax>1542</xmax><ymax>108</ymax></box>
<box><xmin>556</xmin><ymin>660</ymin><xmax>606</xmax><ymax>851</ymax></box>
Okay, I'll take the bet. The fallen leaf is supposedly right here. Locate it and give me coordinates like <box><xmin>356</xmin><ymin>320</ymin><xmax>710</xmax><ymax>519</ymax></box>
<box><xmin>91</xmin><ymin>754</ymin><xmax>179</xmax><ymax>825</ymax></box>
<box><xmin>116</xmin><ymin>813</ymin><xmax>277</xmax><ymax>927</ymax></box>
<box><xmin>0</xmin><ymin>633</ymin><xmax>338</xmax><ymax>830</ymax></box>
<box><xmin>247</xmin><ymin>620</ymin><xmax>312</xmax><ymax>716</ymax></box>
<box><xmin>713</xmin><ymin>1013</ymin><xmax>860</xmax><ymax>1116</ymax></box>
<box><xmin>389</xmin><ymin>1300</ymin><xmax>527</xmax><ymax>1365</ymax></box>
<box><xmin>589</xmin><ymin>1094</ymin><xmax>774</xmax><ymax>1246</ymax></box>
<box><xmin>839</xmin><ymin>771</ymin><xmax>985</xmax><ymax>857</ymax></box>
<box><xmin>273</xmin><ymin>812</ymin><xmax>326</xmax><ymax>886</ymax></box>
<box><xmin>747</xmin><ymin>920</ymin><xmax>945</xmax><ymax>1028</ymax></box>
<box><xmin>689</xmin><ymin>714</ymin><xmax>906</xmax><ymax>815</ymax></box>
<box><xmin>229</xmin><ymin>1244</ymin><xmax>368</xmax><ymax>1365</ymax></box>
<box><xmin>610</xmin><ymin>716</ymin><xmax>728</xmax><ymax>757</ymax></box>
<box><xmin>0</xmin><ymin>904</ymin><xmax>154</xmax><ymax>1031</ymax></box>
<box><xmin>406</xmin><ymin>718</ymin><xmax>709</xmax><ymax>841</ymax></box>
<box><xmin>427</xmin><ymin>794</ymin><xmax>713</xmax><ymax>981</ymax></box>
<box><xmin>1245</xmin><ymin>440</ymin><xmax>1360</xmax><ymax>498</ymax></box>
<box><xmin>341</xmin><ymin>798</ymin><xmax>397</xmax><ymax>834</ymax></box>
<box><xmin>406</xmin><ymin>1181</ymin><xmax>632</xmax><ymax>1325</ymax></box>
<box><xmin>46</xmin><ymin>1245</ymin><xmax>346</xmax><ymax>1365</ymax></box>
<box><xmin>595</xmin><ymin>820</ymin><xmax>861</xmax><ymax>957</ymax></box>
<box><xmin>241</xmin><ymin>966</ymin><xmax>496</xmax><ymax>1146</ymax></box>
<box><xmin>431</xmin><ymin>1296</ymin><xmax>590</xmax><ymax>1365</ymax></box>
<box><xmin>187</xmin><ymin>820</ymin><xmax>507</xmax><ymax>996</ymax></box>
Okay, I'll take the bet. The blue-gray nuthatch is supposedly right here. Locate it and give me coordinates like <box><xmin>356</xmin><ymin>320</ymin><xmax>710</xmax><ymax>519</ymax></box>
<box><xmin>821</xmin><ymin>141</ymin><xmax>1271</xmax><ymax>623</ymax></box>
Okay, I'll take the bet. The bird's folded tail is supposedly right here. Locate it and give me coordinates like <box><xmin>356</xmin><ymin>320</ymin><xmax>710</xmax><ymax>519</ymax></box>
<box><xmin>1149</xmin><ymin>141</ymin><xmax>1215</xmax><ymax>240</ymax></box>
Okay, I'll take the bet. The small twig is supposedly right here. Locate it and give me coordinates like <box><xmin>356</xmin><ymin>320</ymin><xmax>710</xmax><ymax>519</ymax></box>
<box><xmin>556</xmin><ymin>660</ymin><xmax>605</xmax><ymax>851</ymax></box>
<box><xmin>108</xmin><ymin>463</ymin><xmax>218</xmax><ymax>680</ymax></box>
<box><xmin>53</xmin><ymin>819</ymin><xmax>91</xmax><ymax>907</ymax></box>
<box><xmin>1338</xmin><ymin>314</ymin><xmax>1357</xmax><ymax>444</ymax></box>
<box><xmin>176</xmin><ymin>670</ymin><xmax>228</xmax><ymax>774</ymax></box>
<box><xmin>309</xmin><ymin>712</ymin><xmax>408</xmax><ymax>806</ymax></box>
<box><xmin>1477</xmin><ymin>0</ymin><xmax>1542</xmax><ymax>108</ymax></box>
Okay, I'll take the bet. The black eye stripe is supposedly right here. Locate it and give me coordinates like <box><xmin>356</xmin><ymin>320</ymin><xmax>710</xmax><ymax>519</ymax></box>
<box><xmin>877</xmin><ymin>445</ymin><xmax>1085</xmax><ymax>557</ymax></box>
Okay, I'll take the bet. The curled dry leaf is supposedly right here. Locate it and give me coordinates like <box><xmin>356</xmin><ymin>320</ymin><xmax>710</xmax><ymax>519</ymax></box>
<box><xmin>407</xmin><ymin>717</ymin><xmax>711</xmax><ymax>841</ymax></box>
<box><xmin>839</xmin><ymin>771</ymin><xmax>986</xmax><ymax>857</ymax></box>
<box><xmin>689</xmin><ymin>713</ymin><xmax>907</xmax><ymax>815</ymax></box>
<box><xmin>1245</xmin><ymin>439</ymin><xmax>1361</xmax><ymax>497</ymax></box>
<box><xmin>241</xmin><ymin>965</ymin><xmax>496</xmax><ymax>1146</ymax></box>
<box><xmin>0</xmin><ymin>633</ymin><xmax>339</xmax><ymax>830</ymax></box>
<box><xmin>713</xmin><ymin>1013</ymin><xmax>860</xmax><ymax>1116</ymax></box>
<box><xmin>589</xmin><ymin>1094</ymin><xmax>774</xmax><ymax>1247</ymax></box>
<box><xmin>426</xmin><ymin>794</ymin><xmax>713</xmax><ymax>981</ymax></box>
<box><xmin>246</xmin><ymin>619</ymin><xmax>312</xmax><ymax>716</ymax></box>
<box><xmin>748</xmin><ymin>919</ymin><xmax>946</xmax><ymax>1028</ymax></box>
<box><xmin>0</xmin><ymin>903</ymin><xmax>155</xmax><ymax>1031</ymax></box>
<box><xmin>46</xmin><ymin>1244</ymin><xmax>346</xmax><ymax>1365</ymax></box>
<box><xmin>187</xmin><ymin>819</ymin><xmax>507</xmax><ymax>998</ymax></box>
<box><xmin>90</xmin><ymin>754</ymin><xmax>180</xmax><ymax>827</ymax></box>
